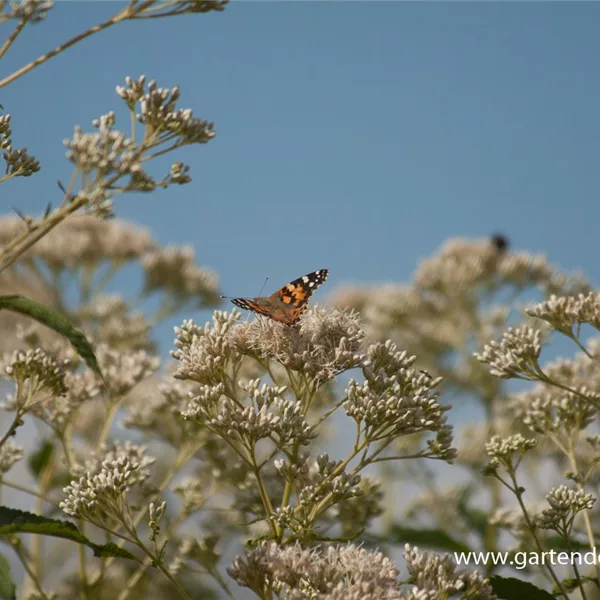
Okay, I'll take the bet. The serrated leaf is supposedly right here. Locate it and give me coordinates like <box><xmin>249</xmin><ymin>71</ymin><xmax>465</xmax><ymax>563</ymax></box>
<box><xmin>384</xmin><ymin>524</ymin><xmax>471</xmax><ymax>553</ymax></box>
<box><xmin>92</xmin><ymin>542</ymin><xmax>137</xmax><ymax>559</ymax></box>
<box><xmin>490</xmin><ymin>576</ymin><xmax>555</xmax><ymax>600</ymax></box>
<box><xmin>0</xmin><ymin>553</ymin><xmax>16</xmax><ymax>600</ymax></box>
<box><xmin>0</xmin><ymin>506</ymin><xmax>136</xmax><ymax>560</ymax></box>
<box><xmin>28</xmin><ymin>439</ymin><xmax>55</xmax><ymax>479</ymax></box>
<box><xmin>0</xmin><ymin>295</ymin><xmax>102</xmax><ymax>380</ymax></box>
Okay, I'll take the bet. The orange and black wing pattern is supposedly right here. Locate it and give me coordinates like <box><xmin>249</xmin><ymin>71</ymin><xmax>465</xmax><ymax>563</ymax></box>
<box><xmin>275</xmin><ymin>269</ymin><xmax>328</xmax><ymax>309</ymax></box>
<box><xmin>231</xmin><ymin>269</ymin><xmax>328</xmax><ymax>326</ymax></box>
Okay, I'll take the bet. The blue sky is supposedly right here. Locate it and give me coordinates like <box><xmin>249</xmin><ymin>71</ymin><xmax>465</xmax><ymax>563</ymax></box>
<box><xmin>2</xmin><ymin>2</ymin><xmax>600</xmax><ymax>347</ymax></box>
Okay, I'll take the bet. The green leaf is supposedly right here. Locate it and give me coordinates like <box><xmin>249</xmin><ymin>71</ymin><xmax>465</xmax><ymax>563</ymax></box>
<box><xmin>0</xmin><ymin>506</ymin><xmax>136</xmax><ymax>560</ymax></box>
<box><xmin>0</xmin><ymin>295</ymin><xmax>103</xmax><ymax>380</ymax></box>
<box><xmin>27</xmin><ymin>439</ymin><xmax>55</xmax><ymax>479</ymax></box>
<box><xmin>490</xmin><ymin>576</ymin><xmax>555</xmax><ymax>600</ymax></box>
<box><xmin>0</xmin><ymin>553</ymin><xmax>16</xmax><ymax>600</ymax></box>
<box><xmin>384</xmin><ymin>524</ymin><xmax>471</xmax><ymax>553</ymax></box>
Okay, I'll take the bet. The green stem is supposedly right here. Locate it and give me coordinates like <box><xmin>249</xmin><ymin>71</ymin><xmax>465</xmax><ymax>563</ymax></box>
<box><xmin>508</xmin><ymin>471</ymin><xmax>569</xmax><ymax>598</ymax></box>
<box><xmin>96</xmin><ymin>399</ymin><xmax>121</xmax><ymax>451</ymax></box>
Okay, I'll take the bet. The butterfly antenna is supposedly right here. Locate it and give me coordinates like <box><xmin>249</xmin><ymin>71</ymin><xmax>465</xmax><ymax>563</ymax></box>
<box><xmin>257</xmin><ymin>276</ymin><xmax>269</xmax><ymax>297</ymax></box>
<box><xmin>222</xmin><ymin>275</ymin><xmax>269</xmax><ymax>300</ymax></box>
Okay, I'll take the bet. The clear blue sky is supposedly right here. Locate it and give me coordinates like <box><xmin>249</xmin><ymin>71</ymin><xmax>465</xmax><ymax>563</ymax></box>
<box><xmin>2</xmin><ymin>2</ymin><xmax>600</xmax><ymax>346</ymax></box>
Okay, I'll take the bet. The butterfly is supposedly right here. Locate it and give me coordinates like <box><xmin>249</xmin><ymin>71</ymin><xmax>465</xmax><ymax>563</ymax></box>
<box><xmin>227</xmin><ymin>269</ymin><xmax>329</xmax><ymax>326</ymax></box>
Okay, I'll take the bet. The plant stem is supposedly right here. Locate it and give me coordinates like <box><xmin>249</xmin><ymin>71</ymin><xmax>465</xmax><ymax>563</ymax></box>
<box><xmin>0</xmin><ymin>4</ymin><xmax>134</xmax><ymax>89</ymax></box>
<box><xmin>509</xmin><ymin>471</ymin><xmax>569</xmax><ymax>599</ymax></box>
<box><xmin>0</xmin><ymin>15</ymin><xmax>28</xmax><ymax>62</ymax></box>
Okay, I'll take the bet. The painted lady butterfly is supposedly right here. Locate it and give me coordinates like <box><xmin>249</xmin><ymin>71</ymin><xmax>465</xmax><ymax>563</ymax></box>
<box><xmin>229</xmin><ymin>269</ymin><xmax>329</xmax><ymax>326</ymax></box>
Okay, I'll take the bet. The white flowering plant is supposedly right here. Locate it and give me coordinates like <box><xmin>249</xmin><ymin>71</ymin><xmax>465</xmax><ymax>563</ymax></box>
<box><xmin>331</xmin><ymin>236</ymin><xmax>600</xmax><ymax>600</ymax></box>
<box><xmin>0</xmin><ymin>5</ymin><xmax>598</xmax><ymax>600</ymax></box>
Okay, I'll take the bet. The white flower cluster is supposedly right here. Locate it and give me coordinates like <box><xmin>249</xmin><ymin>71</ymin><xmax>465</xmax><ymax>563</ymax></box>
<box><xmin>0</xmin><ymin>440</ymin><xmax>23</xmax><ymax>474</ymax></box>
<box><xmin>0</xmin><ymin>112</ymin><xmax>40</xmax><ymax>179</ymax></box>
<box><xmin>537</xmin><ymin>485</ymin><xmax>596</xmax><ymax>532</ymax></box>
<box><xmin>172</xmin><ymin>311</ymin><xmax>240</xmax><ymax>386</ymax></box>
<box><xmin>228</xmin><ymin>541</ymin><xmax>497</xmax><ymax>600</ymax></box>
<box><xmin>95</xmin><ymin>344</ymin><xmax>160</xmax><ymax>396</ymax></box>
<box><xmin>117</xmin><ymin>76</ymin><xmax>215</xmax><ymax>146</ymax></box>
<box><xmin>3</xmin><ymin>347</ymin><xmax>68</xmax><ymax>399</ymax></box>
<box><xmin>77</xmin><ymin>295</ymin><xmax>152</xmax><ymax>350</ymax></box>
<box><xmin>516</xmin><ymin>386</ymin><xmax>597</xmax><ymax>436</ymax></box>
<box><xmin>142</xmin><ymin>245</ymin><xmax>220</xmax><ymax>306</ymax></box>
<box><xmin>484</xmin><ymin>434</ymin><xmax>537</xmax><ymax>473</ymax></box>
<box><xmin>475</xmin><ymin>327</ymin><xmax>542</xmax><ymax>379</ymax></box>
<box><xmin>404</xmin><ymin>544</ymin><xmax>497</xmax><ymax>600</ymax></box>
<box><xmin>61</xmin><ymin>76</ymin><xmax>217</xmax><ymax>215</ymax></box>
<box><xmin>61</xmin><ymin>456</ymin><xmax>141</xmax><ymax>520</ymax></box>
<box><xmin>414</xmin><ymin>237</ymin><xmax>506</xmax><ymax>295</ymax></box>
<box><xmin>183</xmin><ymin>379</ymin><xmax>314</xmax><ymax>449</ymax></box>
<box><xmin>527</xmin><ymin>292</ymin><xmax>600</xmax><ymax>335</ymax></box>
<box><xmin>122</xmin><ymin>374</ymin><xmax>206</xmax><ymax>445</ymax></box>
<box><xmin>228</xmin><ymin>542</ymin><xmax>401</xmax><ymax>600</ymax></box>
<box><xmin>277</xmin><ymin>452</ymin><xmax>363</xmax><ymax>509</ymax></box>
<box><xmin>61</xmin><ymin>442</ymin><xmax>156</xmax><ymax>521</ymax></box>
<box><xmin>345</xmin><ymin>341</ymin><xmax>455</xmax><ymax>461</ymax></box>
<box><xmin>0</xmin><ymin>215</ymin><xmax>155</xmax><ymax>269</ymax></box>
<box><xmin>66</xmin><ymin>112</ymin><xmax>138</xmax><ymax>177</ymax></box>
<box><xmin>232</xmin><ymin>306</ymin><xmax>365</xmax><ymax>382</ymax></box>
<box><xmin>6</xmin><ymin>0</ymin><xmax>53</xmax><ymax>22</ymax></box>
<box><xmin>71</xmin><ymin>441</ymin><xmax>156</xmax><ymax>488</ymax></box>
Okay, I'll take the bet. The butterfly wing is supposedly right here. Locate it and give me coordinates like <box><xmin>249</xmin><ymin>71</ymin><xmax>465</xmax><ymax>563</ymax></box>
<box><xmin>271</xmin><ymin>269</ymin><xmax>329</xmax><ymax>324</ymax></box>
<box><xmin>275</xmin><ymin>269</ymin><xmax>329</xmax><ymax>308</ymax></box>
<box><xmin>231</xmin><ymin>296</ymin><xmax>301</xmax><ymax>325</ymax></box>
<box><xmin>231</xmin><ymin>269</ymin><xmax>329</xmax><ymax>326</ymax></box>
<box><xmin>231</xmin><ymin>298</ymin><xmax>274</xmax><ymax>318</ymax></box>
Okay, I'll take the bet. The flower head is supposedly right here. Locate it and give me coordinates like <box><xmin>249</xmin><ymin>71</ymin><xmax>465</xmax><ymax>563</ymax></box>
<box><xmin>0</xmin><ymin>440</ymin><xmax>23</xmax><ymax>474</ymax></box>
<box><xmin>3</xmin><ymin>347</ymin><xmax>68</xmax><ymax>400</ymax></box>
<box><xmin>60</xmin><ymin>456</ymin><xmax>141</xmax><ymax>521</ymax></box>
<box><xmin>404</xmin><ymin>544</ymin><xmax>497</xmax><ymax>600</ymax></box>
<box><xmin>228</xmin><ymin>542</ymin><xmax>401</xmax><ymax>600</ymax></box>
<box><xmin>232</xmin><ymin>306</ymin><xmax>365</xmax><ymax>383</ymax></box>
<box><xmin>475</xmin><ymin>327</ymin><xmax>543</xmax><ymax>380</ymax></box>
<box><xmin>96</xmin><ymin>344</ymin><xmax>160</xmax><ymax>396</ymax></box>
<box><xmin>484</xmin><ymin>434</ymin><xmax>537</xmax><ymax>474</ymax></box>
<box><xmin>172</xmin><ymin>311</ymin><xmax>240</xmax><ymax>386</ymax></box>
<box><xmin>142</xmin><ymin>245</ymin><xmax>220</xmax><ymax>306</ymax></box>
<box><xmin>62</xmin><ymin>441</ymin><xmax>156</xmax><ymax>522</ymax></box>
<box><xmin>527</xmin><ymin>292</ymin><xmax>600</xmax><ymax>335</ymax></box>
<box><xmin>6</xmin><ymin>0</ymin><xmax>53</xmax><ymax>23</ymax></box>
<box><xmin>538</xmin><ymin>485</ymin><xmax>596</xmax><ymax>533</ymax></box>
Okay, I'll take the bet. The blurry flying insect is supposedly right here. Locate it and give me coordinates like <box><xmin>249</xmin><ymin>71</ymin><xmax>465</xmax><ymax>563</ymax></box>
<box><xmin>490</xmin><ymin>233</ymin><xmax>509</xmax><ymax>254</ymax></box>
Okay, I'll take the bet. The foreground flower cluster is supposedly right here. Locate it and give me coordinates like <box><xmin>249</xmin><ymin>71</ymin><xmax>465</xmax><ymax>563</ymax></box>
<box><xmin>1</xmin><ymin>284</ymin><xmax>482</xmax><ymax>599</ymax></box>
<box><xmin>169</xmin><ymin>307</ymin><xmax>456</xmax><ymax>546</ymax></box>
<box><xmin>0</xmin><ymin>8</ymin><xmax>596</xmax><ymax>596</ymax></box>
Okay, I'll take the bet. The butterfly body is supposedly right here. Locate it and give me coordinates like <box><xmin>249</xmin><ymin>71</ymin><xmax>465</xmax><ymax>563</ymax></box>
<box><xmin>230</xmin><ymin>269</ymin><xmax>328</xmax><ymax>325</ymax></box>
